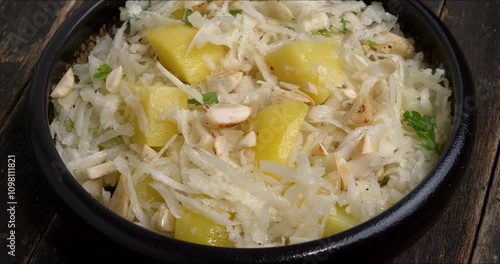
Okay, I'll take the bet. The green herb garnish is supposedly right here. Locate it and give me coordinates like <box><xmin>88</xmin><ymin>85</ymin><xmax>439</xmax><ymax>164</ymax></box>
<box><xmin>340</xmin><ymin>17</ymin><xmax>347</xmax><ymax>32</ymax></box>
<box><xmin>366</xmin><ymin>39</ymin><xmax>377</xmax><ymax>45</ymax></box>
<box><xmin>402</xmin><ymin>111</ymin><xmax>440</xmax><ymax>154</ymax></box>
<box><xmin>312</xmin><ymin>28</ymin><xmax>330</xmax><ymax>37</ymax></box>
<box><xmin>74</xmin><ymin>75</ymin><xmax>80</xmax><ymax>83</ymax></box>
<box><xmin>184</xmin><ymin>9</ymin><xmax>193</xmax><ymax>26</ymax></box>
<box><xmin>188</xmin><ymin>92</ymin><xmax>219</xmax><ymax>105</ymax></box>
<box><xmin>93</xmin><ymin>64</ymin><xmax>113</xmax><ymax>80</ymax></box>
<box><xmin>146</xmin><ymin>0</ymin><xmax>152</xmax><ymax>10</ymax></box>
<box><xmin>229</xmin><ymin>9</ymin><xmax>243</xmax><ymax>16</ymax></box>
<box><xmin>69</xmin><ymin>119</ymin><xmax>75</xmax><ymax>129</ymax></box>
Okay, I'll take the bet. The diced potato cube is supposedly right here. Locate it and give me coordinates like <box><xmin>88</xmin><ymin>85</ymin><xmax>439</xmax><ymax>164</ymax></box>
<box><xmin>146</xmin><ymin>24</ymin><xmax>227</xmax><ymax>84</ymax></box>
<box><xmin>254</xmin><ymin>102</ymin><xmax>308</xmax><ymax>166</ymax></box>
<box><xmin>175</xmin><ymin>206</ymin><xmax>233</xmax><ymax>247</ymax></box>
<box><xmin>265</xmin><ymin>40</ymin><xmax>343</xmax><ymax>104</ymax></box>
<box><xmin>323</xmin><ymin>206</ymin><xmax>359</xmax><ymax>237</ymax></box>
<box><xmin>135</xmin><ymin>176</ymin><xmax>163</xmax><ymax>203</ymax></box>
<box><xmin>129</xmin><ymin>83</ymin><xmax>188</xmax><ymax>147</ymax></box>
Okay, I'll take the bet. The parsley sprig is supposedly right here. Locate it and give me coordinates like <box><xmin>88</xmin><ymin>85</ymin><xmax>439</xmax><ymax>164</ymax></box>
<box><xmin>188</xmin><ymin>92</ymin><xmax>219</xmax><ymax>105</ymax></box>
<box><xmin>93</xmin><ymin>64</ymin><xmax>113</xmax><ymax>80</ymax></box>
<box><xmin>402</xmin><ymin>111</ymin><xmax>440</xmax><ymax>154</ymax></box>
<box><xmin>340</xmin><ymin>17</ymin><xmax>347</xmax><ymax>32</ymax></box>
<box><xmin>184</xmin><ymin>9</ymin><xmax>194</xmax><ymax>26</ymax></box>
<box><xmin>312</xmin><ymin>28</ymin><xmax>330</xmax><ymax>37</ymax></box>
<box><xmin>229</xmin><ymin>9</ymin><xmax>243</xmax><ymax>16</ymax></box>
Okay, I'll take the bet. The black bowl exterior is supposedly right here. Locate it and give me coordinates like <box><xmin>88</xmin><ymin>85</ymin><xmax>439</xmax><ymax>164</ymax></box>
<box><xmin>28</xmin><ymin>0</ymin><xmax>475</xmax><ymax>263</ymax></box>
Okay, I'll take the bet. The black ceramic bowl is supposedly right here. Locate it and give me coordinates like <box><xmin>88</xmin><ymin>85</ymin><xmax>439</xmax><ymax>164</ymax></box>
<box><xmin>28</xmin><ymin>1</ymin><xmax>475</xmax><ymax>263</ymax></box>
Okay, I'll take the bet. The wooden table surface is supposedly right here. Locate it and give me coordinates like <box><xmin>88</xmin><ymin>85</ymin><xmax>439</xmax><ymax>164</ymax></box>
<box><xmin>0</xmin><ymin>1</ymin><xmax>498</xmax><ymax>263</ymax></box>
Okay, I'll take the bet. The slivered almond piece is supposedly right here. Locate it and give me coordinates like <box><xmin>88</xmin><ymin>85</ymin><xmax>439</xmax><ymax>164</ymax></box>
<box><xmin>236</xmin><ymin>131</ymin><xmax>257</xmax><ymax>149</ymax></box>
<box><xmin>334</xmin><ymin>153</ymin><xmax>351</xmax><ymax>191</ymax></box>
<box><xmin>108</xmin><ymin>175</ymin><xmax>130</xmax><ymax>218</ymax></box>
<box><xmin>303</xmin><ymin>82</ymin><xmax>318</xmax><ymax>95</ymax></box>
<box><xmin>140</xmin><ymin>145</ymin><xmax>157</xmax><ymax>162</ymax></box>
<box><xmin>50</xmin><ymin>68</ymin><xmax>75</xmax><ymax>98</ymax></box>
<box><xmin>203</xmin><ymin>104</ymin><xmax>252</xmax><ymax>129</ymax></box>
<box><xmin>272</xmin><ymin>89</ymin><xmax>315</xmax><ymax>106</ymax></box>
<box><xmin>155</xmin><ymin>203</ymin><xmax>176</xmax><ymax>232</ymax></box>
<box><xmin>311</xmin><ymin>143</ymin><xmax>328</xmax><ymax>157</ymax></box>
<box><xmin>82</xmin><ymin>161</ymin><xmax>118</xmax><ymax>180</ymax></box>
<box><xmin>206</xmin><ymin>71</ymin><xmax>243</xmax><ymax>93</ymax></box>
<box><xmin>267</xmin><ymin>0</ymin><xmax>293</xmax><ymax>21</ymax></box>
<box><xmin>106</xmin><ymin>65</ymin><xmax>123</xmax><ymax>93</ymax></box>
<box><xmin>342</xmin><ymin>95</ymin><xmax>373</xmax><ymax>125</ymax></box>
<box><xmin>370</xmin><ymin>32</ymin><xmax>415</xmax><ymax>59</ymax></box>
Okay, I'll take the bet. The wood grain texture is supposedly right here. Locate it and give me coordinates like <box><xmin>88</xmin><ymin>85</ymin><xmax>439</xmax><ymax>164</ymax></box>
<box><xmin>472</xmin><ymin>151</ymin><xmax>500</xmax><ymax>264</ymax></box>
<box><xmin>392</xmin><ymin>1</ymin><xmax>500</xmax><ymax>263</ymax></box>
<box><xmin>0</xmin><ymin>82</ymin><xmax>55</xmax><ymax>263</ymax></box>
<box><xmin>0</xmin><ymin>1</ymin><xmax>85</xmax><ymax>263</ymax></box>
<box><xmin>0</xmin><ymin>1</ymin><xmax>81</xmax><ymax>135</ymax></box>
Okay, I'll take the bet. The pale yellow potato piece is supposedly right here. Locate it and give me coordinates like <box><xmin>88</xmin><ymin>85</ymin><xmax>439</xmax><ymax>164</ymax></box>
<box><xmin>146</xmin><ymin>24</ymin><xmax>227</xmax><ymax>84</ymax></box>
<box><xmin>254</xmin><ymin>102</ymin><xmax>308</xmax><ymax>166</ymax></box>
<box><xmin>129</xmin><ymin>83</ymin><xmax>187</xmax><ymax>147</ymax></box>
<box><xmin>323</xmin><ymin>206</ymin><xmax>359</xmax><ymax>237</ymax></box>
<box><xmin>265</xmin><ymin>40</ymin><xmax>343</xmax><ymax>104</ymax></box>
<box><xmin>175</xmin><ymin>206</ymin><xmax>234</xmax><ymax>247</ymax></box>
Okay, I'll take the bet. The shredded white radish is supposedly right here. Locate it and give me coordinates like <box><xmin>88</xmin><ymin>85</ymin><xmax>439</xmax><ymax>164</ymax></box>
<box><xmin>50</xmin><ymin>0</ymin><xmax>452</xmax><ymax>248</ymax></box>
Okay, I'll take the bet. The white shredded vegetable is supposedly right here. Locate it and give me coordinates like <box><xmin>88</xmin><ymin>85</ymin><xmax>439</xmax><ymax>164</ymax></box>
<box><xmin>50</xmin><ymin>0</ymin><xmax>452</xmax><ymax>248</ymax></box>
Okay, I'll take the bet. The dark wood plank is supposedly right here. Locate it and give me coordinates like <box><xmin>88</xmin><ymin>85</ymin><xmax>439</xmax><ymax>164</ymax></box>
<box><xmin>0</xmin><ymin>1</ymin><xmax>86</xmax><ymax>263</ymax></box>
<box><xmin>0</xmin><ymin>80</ymin><xmax>56</xmax><ymax>263</ymax></box>
<box><xmin>392</xmin><ymin>1</ymin><xmax>500</xmax><ymax>263</ymax></box>
<box><xmin>472</xmin><ymin>150</ymin><xmax>500</xmax><ymax>263</ymax></box>
<box><xmin>28</xmin><ymin>215</ymin><xmax>105</xmax><ymax>264</ymax></box>
<box><xmin>0</xmin><ymin>1</ymin><xmax>81</xmax><ymax>134</ymax></box>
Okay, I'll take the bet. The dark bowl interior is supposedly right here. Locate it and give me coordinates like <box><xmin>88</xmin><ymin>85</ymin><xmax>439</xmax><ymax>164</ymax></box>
<box><xmin>28</xmin><ymin>0</ymin><xmax>475</xmax><ymax>263</ymax></box>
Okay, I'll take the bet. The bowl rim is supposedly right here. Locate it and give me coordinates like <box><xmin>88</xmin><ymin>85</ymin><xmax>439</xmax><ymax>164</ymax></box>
<box><xmin>28</xmin><ymin>0</ymin><xmax>476</xmax><ymax>263</ymax></box>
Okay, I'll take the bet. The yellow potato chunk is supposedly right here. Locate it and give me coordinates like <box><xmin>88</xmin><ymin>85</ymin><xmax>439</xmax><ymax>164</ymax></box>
<box><xmin>265</xmin><ymin>40</ymin><xmax>343</xmax><ymax>104</ymax></box>
<box><xmin>129</xmin><ymin>83</ymin><xmax>188</xmax><ymax>147</ymax></box>
<box><xmin>254</xmin><ymin>102</ymin><xmax>308</xmax><ymax>166</ymax></box>
<box><xmin>135</xmin><ymin>176</ymin><xmax>163</xmax><ymax>203</ymax></box>
<box><xmin>146</xmin><ymin>24</ymin><xmax>227</xmax><ymax>84</ymax></box>
<box><xmin>323</xmin><ymin>206</ymin><xmax>359</xmax><ymax>237</ymax></box>
<box><xmin>175</xmin><ymin>206</ymin><xmax>233</xmax><ymax>247</ymax></box>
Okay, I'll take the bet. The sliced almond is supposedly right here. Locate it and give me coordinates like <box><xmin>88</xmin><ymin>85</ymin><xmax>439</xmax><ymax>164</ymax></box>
<box><xmin>213</xmin><ymin>135</ymin><xmax>227</xmax><ymax>156</ymax></box>
<box><xmin>236</xmin><ymin>131</ymin><xmax>257</xmax><ymax>149</ymax></box>
<box><xmin>340</xmin><ymin>88</ymin><xmax>357</xmax><ymax>100</ymax></box>
<box><xmin>206</xmin><ymin>71</ymin><xmax>243</xmax><ymax>93</ymax></box>
<box><xmin>324</xmin><ymin>171</ymin><xmax>341</xmax><ymax>194</ymax></box>
<box><xmin>81</xmin><ymin>161</ymin><xmax>118</xmax><ymax>180</ymax></box>
<box><xmin>140</xmin><ymin>144</ymin><xmax>157</xmax><ymax>162</ymax></box>
<box><xmin>106</xmin><ymin>65</ymin><xmax>123</xmax><ymax>93</ymax></box>
<box><xmin>267</xmin><ymin>0</ymin><xmax>294</xmax><ymax>22</ymax></box>
<box><xmin>203</xmin><ymin>104</ymin><xmax>252</xmax><ymax>129</ymax></box>
<box><xmin>155</xmin><ymin>203</ymin><xmax>176</xmax><ymax>232</ymax></box>
<box><xmin>82</xmin><ymin>179</ymin><xmax>102</xmax><ymax>199</ymax></box>
<box><xmin>303</xmin><ymin>82</ymin><xmax>318</xmax><ymax>95</ymax></box>
<box><xmin>342</xmin><ymin>94</ymin><xmax>373</xmax><ymax>126</ymax></box>
<box><xmin>50</xmin><ymin>68</ymin><xmax>75</xmax><ymax>98</ymax></box>
<box><xmin>370</xmin><ymin>32</ymin><xmax>415</xmax><ymax>59</ymax></box>
<box><xmin>108</xmin><ymin>175</ymin><xmax>130</xmax><ymax>218</ymax></box>
<box><xmin>271</xmin><ymin>89</ymin><xmax>315</xmax><ymax>106</ymax></box>
<box><xmin>311</xmin><ymin>143</ymin><xmax>328</xmax><ymax>157</ymax></box>
<box><xmin>279</xmin><ymin>81</ymin><xmax>300</xmax><ymax>91</ymax></box>
<box><xmin>333</xmin><ymin>153</ymin><xmax>351</xmax><ymax>191</ymax></box>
